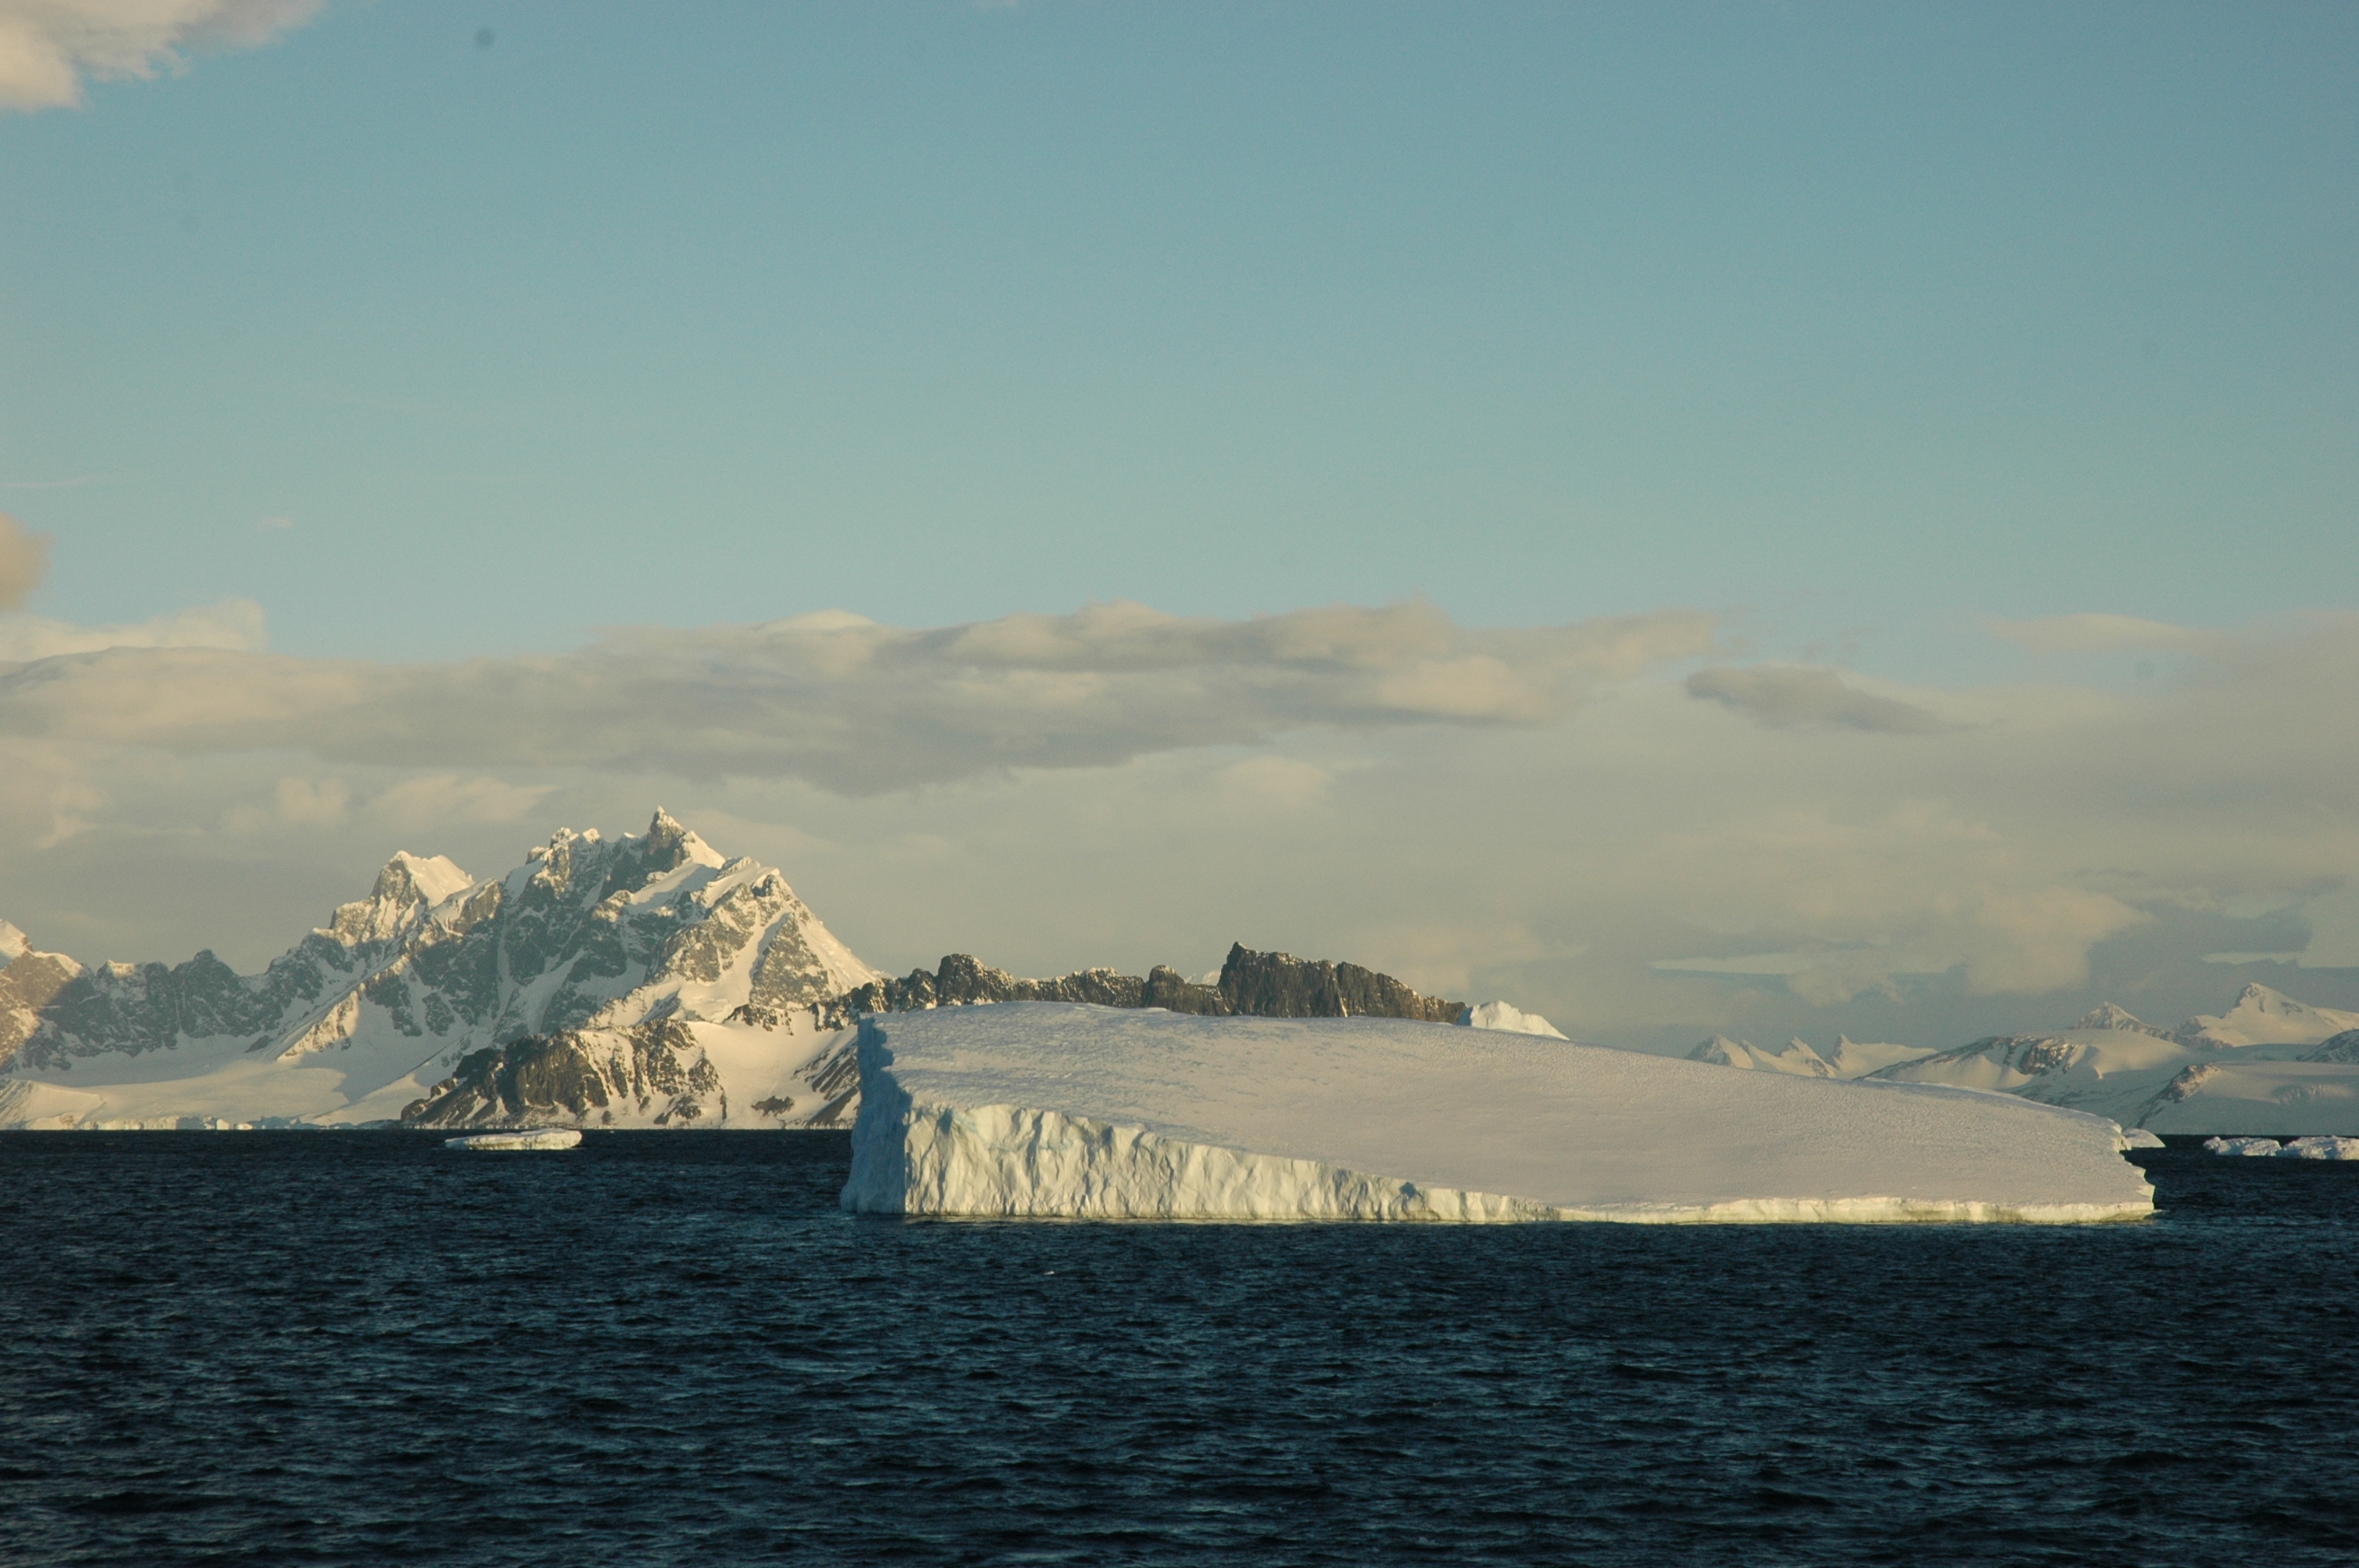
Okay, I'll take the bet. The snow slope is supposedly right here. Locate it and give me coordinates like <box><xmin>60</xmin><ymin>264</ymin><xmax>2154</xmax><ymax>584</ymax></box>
<box><xmin>1685</xmin><ymin>1034</ymin><xmax>1934</xmax><ymax>1079</ymax></box>
<box><xmin>1687</xmin><ymin>1036</ymin><xmax>1836</xmax><ymax>1076</ymax></box>
<box><xmin>1874</xmin><ymin>997</ymin><xmax>2359</xmax><ymax>1134</ymax></box>
<box><xmin>842</xmin><ymin>1004</ymin><xmax>2154</xmax><ymax>1223</ymax></box>
<box><xmin>2137</xmin><ymin>1061</ymin><xmax>2359</xmax><ymax>1136</ymax></box>
<box><xmin>2178</xmin><ymin>984</ymin><xmax>2359</xmax><ymax>1049</ymax></box>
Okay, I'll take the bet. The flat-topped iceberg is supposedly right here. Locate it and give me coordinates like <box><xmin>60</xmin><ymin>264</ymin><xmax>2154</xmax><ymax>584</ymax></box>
<box><xmin>842</xmin><ymin>1004</ymin><xmax>2154</xmax><ymax>1223</ymax></box>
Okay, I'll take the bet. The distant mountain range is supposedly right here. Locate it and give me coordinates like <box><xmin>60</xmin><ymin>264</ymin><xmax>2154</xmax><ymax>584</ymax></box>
<box><xmin>1685</xmin><ymin>988</ymin><xmax>2359</xmax><ymax>1134</ymax></box>
<box><xmin>11</xmin><ymin>811</ymin><xmax>2348</xmax><ymax>1134</ymax></box>
<box><xmin>0</xmin><ymin>811</ymin><xmax>1546</xmax><ymax>1131</ymax></box>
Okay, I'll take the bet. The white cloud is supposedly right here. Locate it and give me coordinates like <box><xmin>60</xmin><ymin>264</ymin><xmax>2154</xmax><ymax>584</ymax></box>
<box><xmin>0</xmin><ymin>0</ymin><xmax>320</xmax><ymax>111</ymax></box>
<box><xmin>0</xmin><ymin>598</ymin><xmax>267</xmax><ymax>662</ymax></box>
<box><xmin>1214</xmin><ymin>756</ymin><xmax>1332</xmax><ymax>812</ymax></box>
<box><xmin>0</xmin><ymin>510</ymin><xmax>49</xmax><ymax>611</ymax></box>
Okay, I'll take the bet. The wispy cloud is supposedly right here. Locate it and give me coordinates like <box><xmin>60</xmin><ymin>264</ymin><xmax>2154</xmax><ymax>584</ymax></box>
<box><xmin>0</xmin><ymin>600</ymin><xmax>1714</xmax><ymax>792</ymax></box>
<box><xmin>1683</xmin><ymin>664</ymin><xmax>1948</xmax><ymax>733</ymax></box>
<box><xmin>0</xmin><ymin>476</ymin><xmax>111</xmax><ymax>491</ymax></box>
<box><xmin>0</xmin><ymin>0</ymin><xmax>321</xmax><ymax>112</ymax></box>
<box><xmin>0</xmin><ymin>599</ymin><xmax>267</xmax><ymax>662</ymax></box>
<box><xmin>1985</xmin><ymin>612</ymin><xmax>2223</xmax><ymax>656</ymax></box>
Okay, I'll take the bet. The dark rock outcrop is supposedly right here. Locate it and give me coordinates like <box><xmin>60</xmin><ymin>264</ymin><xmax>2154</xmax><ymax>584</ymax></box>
<box><xmin>1212</xmin><ymin>943</ymin><xmax>1462</xmax><ymax>1022</ymax></box>
<box><xmin>402</xmin><ymin>1020</ymin><xmax>725</xmax><ymax>1128</ymax></box>
<box><xmin>820</xmin><ymin>942</ymin><xmax>1457</xmax><ymax>1026</ymax></box>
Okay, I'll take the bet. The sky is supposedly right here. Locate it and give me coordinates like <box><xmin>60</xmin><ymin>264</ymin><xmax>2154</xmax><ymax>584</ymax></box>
<box><xmin>1</xmin><ymin>0</ymin><xmax>2354</xmax><ymax>1052</ymax></box>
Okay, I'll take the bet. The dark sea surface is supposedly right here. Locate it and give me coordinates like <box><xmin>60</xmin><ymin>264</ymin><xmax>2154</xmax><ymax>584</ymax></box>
<box><xmin>2</xmin><ymin>1134</ymin><xmax>2355</xmax><ymax>1567</ymax></box>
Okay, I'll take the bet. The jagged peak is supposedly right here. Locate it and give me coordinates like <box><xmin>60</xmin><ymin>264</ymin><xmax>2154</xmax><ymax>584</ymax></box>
<box><xmin>0</xmin><ymin>918</ymin><xmax>28</xmax><ymax>964</ymax></box>
<box><xmin>639</xmin><ymin>807</ymin><xmax>725</xmax><ymax>872</ymax></box>
<box><xmin>2074</xmin><ymin>1004</ymin><xmax>2150</xmax><ymax>1033</ymax></box>
<box><xmin>375</xmin><ymin>851</ymin><xmax>474</xmax><ymax>909</ymax></box>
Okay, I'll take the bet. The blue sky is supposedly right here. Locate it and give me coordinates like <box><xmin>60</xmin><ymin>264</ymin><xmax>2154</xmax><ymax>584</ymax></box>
<box><xmin>5</xmin><ymin>2</ymin><xmax>2350</xmax><ymax>666</ymax></box>
<box><xmin>1</xmin><ymin>2</ymin><xmax>2354</xmax><ymax>1047</ymax></box>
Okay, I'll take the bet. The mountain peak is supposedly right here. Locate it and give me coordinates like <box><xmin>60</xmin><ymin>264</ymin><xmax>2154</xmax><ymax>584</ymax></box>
<box><xmin>640</xmin><ymin>806</ymin><xmax>724</xmax><ymax>873</ymax></box>
<box><xmin>2074</xmin><ymin>1004</ymin><xmax>2152</xmax><ymax>1033</ymax></box>
<box><xmin>376</xmin><ymin>851</ymin><xmax>473</xmax><ymax>909</ymax></box>
<box><xmin>0</xmin><ymin>919</ymin><xmax>27</xmax><ymax>964</ymax></box>
<box><xmin>2179</xmin><ymin>982</ymin><xmax>2359</xmax><ymax>1049</ymax></box>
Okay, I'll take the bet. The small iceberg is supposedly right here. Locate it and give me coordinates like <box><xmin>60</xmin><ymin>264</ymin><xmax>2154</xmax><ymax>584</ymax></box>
<box><xmin>2202</xmin><ymin>1135</ymin><xmax>2359</xmax><ymax>1159</ymax></box>
<box><xmin>2119</xmin><ymin>1127</ymin><xmax>2165</xmax><ymax>1149</ymax></box>
<box><xmin>444</xmin><ymin>1129</ymin><xmax>583</xmax><ymax>1152</ymax></box>
<box><xmin>2204</xmin><ymin>1137</ymin><xmax>2283</xmax><ymax>1156</ymax></box>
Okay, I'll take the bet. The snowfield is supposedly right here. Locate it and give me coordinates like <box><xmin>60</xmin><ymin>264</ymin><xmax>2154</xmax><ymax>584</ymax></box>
<box><xmin>842</xmin><ymin>1004</ymin><xmax>2156</xmax><ymax>1224</ymax></box>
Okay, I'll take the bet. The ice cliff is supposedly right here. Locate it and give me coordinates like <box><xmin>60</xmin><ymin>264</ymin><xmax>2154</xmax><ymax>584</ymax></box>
<box><xmin>842</xmin><ymin>1004</ymin><xmax>2156</xmax><ymax>1224</ymax></box>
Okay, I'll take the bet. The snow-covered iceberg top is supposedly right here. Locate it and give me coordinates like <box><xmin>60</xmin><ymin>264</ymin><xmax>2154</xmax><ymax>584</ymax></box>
<box><xmin>841</xmin><ymin>1004</ymin><xmax>2154</xmax><ymax>1224</ymax></box>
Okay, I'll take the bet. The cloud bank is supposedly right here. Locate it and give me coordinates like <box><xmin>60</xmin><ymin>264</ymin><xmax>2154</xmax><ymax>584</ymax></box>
<box><xmin>0</xmin><ymin>600</ymin><xmax>1714</xmax><ymax>791</ymax></box>
<box><xmin>0</xmin><ymin>0</ymin><xmax>319</xmax><ymax>111</ymax></box>
<box><xmin>4</xmin><ymin>599</ymin><xmax>2354</xmax><ymax>1058</ymax></box>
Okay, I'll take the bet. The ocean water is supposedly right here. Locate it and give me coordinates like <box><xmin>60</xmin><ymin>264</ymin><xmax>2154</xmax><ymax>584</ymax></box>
<box><xmin>2</xmin><ymin>1134</ymin><xmax>2354</xmax><ymax>1567</ymax></box>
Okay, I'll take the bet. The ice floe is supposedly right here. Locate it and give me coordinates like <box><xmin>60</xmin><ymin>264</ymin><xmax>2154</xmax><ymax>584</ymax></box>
<box><xmin>443</xmin><ymin>1129</ymin><xmax>583</xmax><ymax>1151</ymax></box>
<box><xmin>2208</xmin><ymin>1134</ymin><xmax>2359</xmax><ymax>1160</ymax></box>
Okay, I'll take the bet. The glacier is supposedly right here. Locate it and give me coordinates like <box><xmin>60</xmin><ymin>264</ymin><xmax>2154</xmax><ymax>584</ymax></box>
<box><xmin>842</xmin><ymin>1004</ymin><xmax>2156</xmax><ymax>1223</ymax></box>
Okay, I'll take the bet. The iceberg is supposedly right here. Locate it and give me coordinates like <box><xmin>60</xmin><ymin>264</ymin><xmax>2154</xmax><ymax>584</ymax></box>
<box><xmin>2203</xmin><ymin>1137</ymin><xmax>2283</xmax><ymax>1156</ymax></box>
<box><xmin>842</xmin><ymin>1004</ymin><xmax>2154</xmax><ymax>1223</ymax></box>
<box><xmin>443</xmin><ymin>1129</ymin><xmax>583</xmax><ymax>1151</ymax></box>
<box><xmin>2208</xmin><ymin>1134</ymin><xmax>2359</xmax><ymax>1160</ymax></box>
<box><xmin>1459</xmin><ymin>1001</ymin><xmax>1568</xmax><ymax>1039</ymax></box>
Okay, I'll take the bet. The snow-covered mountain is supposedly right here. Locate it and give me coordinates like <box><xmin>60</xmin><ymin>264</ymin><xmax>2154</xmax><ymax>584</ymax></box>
<box><xmin>0</xmin><ymin>811</ymin><xmax>882</xmax><ymax>1129</ymax></box>
<box><xmin>1683</xmin><ymin>1034</ymin><xmax>1933</xmax><ymax>1080</ymax></box>
<box><xmin>2174</xmin><ymin>983</ymin><xmax>2359</xmax><ymax>1049</ymax></box>
<box><xmin>1867</xmin><ymin>992</ymin><xmax>2359</xmax><ymax>1135</ymax></box>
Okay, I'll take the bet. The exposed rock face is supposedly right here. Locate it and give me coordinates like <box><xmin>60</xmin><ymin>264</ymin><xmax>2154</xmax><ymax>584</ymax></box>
<box><xmin>1216</xmin><ymin>944</ymin><xmax>1463</xmax><ymax>1022</ymax></box>
<box><xmin>2303</xmin><ymin>1030</ymin><xmax>2359</xmax><ymax>1064</ymax></box>
<box><xmin>402</xmin><ymin>1021</ymin><xmax>728</xmax><ymax>1129</ymax></box>
<box><xmin>822</xmin><ymin>942</ymin><xmax>1458</xmax><ymax>1027</ymax></box>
